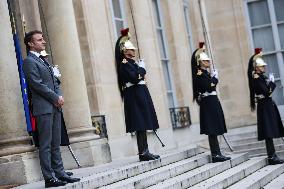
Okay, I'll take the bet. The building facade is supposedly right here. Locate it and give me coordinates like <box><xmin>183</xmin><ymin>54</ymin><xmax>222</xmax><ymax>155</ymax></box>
<box><xmin>0</xmin><ymin>0</ymin><xmax>283</xmax><ymax>185</ymax></box>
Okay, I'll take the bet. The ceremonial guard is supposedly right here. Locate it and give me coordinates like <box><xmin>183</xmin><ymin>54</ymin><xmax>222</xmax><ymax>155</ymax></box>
<box><xmin>115</xmin><ymin>28</ymin><xmax>160</xmax><ymax>161</ymax></box>
<box><xmin>248</xmin><ymin>48</ymin><xmax>284</xmax><ymax>165</ymax></box>
<box><xmin>191</xmin><ymin>42</ymin><xmax>231</xmax><ymax>162</ymax></box>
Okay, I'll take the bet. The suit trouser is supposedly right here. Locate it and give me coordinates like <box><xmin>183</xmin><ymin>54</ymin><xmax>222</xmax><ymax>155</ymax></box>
<box><xmin>265</xmin><ymin>138</ymin><xmax>276</xmax><ymax>158</ymax></box>
<box><xmin>136</xmin><ymin>131</ymin><xmax>149</xmax><ymax>154</ymax></box>
<box><xmin>36</xmin><ymin>109</ymin><xmax>66</xmax><ymax>180</ymax></box>
<box><xmin>208</xmin><ymin>135</ymin><xmax>221</xmax><ymax>155</ymax></box>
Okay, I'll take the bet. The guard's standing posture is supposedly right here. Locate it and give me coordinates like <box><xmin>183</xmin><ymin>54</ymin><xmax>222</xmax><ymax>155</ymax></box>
<box><xmin>191</xmin><ymin>42</ymin><xmax>231</xmax><ymax>163</ymax></box>
<box><xmin>248</xmin><ymin>48</ymin><xmax>284</xmax><ymax>165</ymax></box>
<box><xmin>115</xmin><ymin>28</ymin><xmax>160</xmax><ymax>161</ymax></box>
<box><xmin>23</xmin><ymin>30</ymin><xmax>80</xmax><ymax>188</ymax></box>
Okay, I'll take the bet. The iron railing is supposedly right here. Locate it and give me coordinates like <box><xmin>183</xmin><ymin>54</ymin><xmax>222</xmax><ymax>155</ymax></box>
<box><xmin>169</xmin><ymin>106</ymin><xmax>191</xmax><ymax>129</ymax></box>
<box><xmin>91</xmin><ymin>115</ymin><xmax>108</xmax><ymax>139</ymax></box>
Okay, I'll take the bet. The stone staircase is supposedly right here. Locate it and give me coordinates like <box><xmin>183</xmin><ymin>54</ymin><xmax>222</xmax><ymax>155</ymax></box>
<box><xmin>222</xmin><ymin>125</ymin><xmax>284</xmax><ymax>158</ymax></box>
<box><xmin>14</xmin><ymin>144</ymin><xmax>284</xmax><ymax>189</ymax></box>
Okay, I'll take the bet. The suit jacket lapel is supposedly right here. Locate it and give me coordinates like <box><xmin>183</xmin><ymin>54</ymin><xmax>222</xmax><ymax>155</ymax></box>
<box><xmin>28</xmin><ymin>53</ymin><xmax>54</xmax><ymax>76</ymax></box>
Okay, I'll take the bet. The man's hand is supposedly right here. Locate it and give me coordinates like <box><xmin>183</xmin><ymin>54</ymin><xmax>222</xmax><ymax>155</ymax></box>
<box><xmin>56</xmin><ymin>96</ymin><xmax>64</xmax><ymax>107</ymax></box>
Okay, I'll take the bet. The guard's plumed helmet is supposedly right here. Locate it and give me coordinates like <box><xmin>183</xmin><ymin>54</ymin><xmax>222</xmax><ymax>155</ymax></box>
<box><xmin>198</xmin><ymin>52</ymin><xmax>211</xmax><ymax>61</ymax></box>
<box><xmin>253</xmin><ymin>48</ymin><xmax>267</xmax><ymax>67</ymax></box>
<box><xmin>118</xmin><ymin>28</ymin><xmax>136</xmax><ymax>52</ymax></box>
<box><xmin>194</xmin><ymin>42</ymin><xmax>210</xmax><ymax>64</ymax></box>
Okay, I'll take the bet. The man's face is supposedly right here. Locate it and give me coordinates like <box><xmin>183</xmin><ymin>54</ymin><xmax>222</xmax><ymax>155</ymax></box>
<box><xmin>28</xmin><ymin>33</ymin><xmax>46</xmax><ymax>52</ymax></box>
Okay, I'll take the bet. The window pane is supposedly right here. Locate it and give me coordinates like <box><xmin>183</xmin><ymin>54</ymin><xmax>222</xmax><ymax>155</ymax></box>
<box><xmin>112</xmin><ymin>0</ymin><xmax>122</xmax><ymax>18</ymax></box>
<box><xmin>278</xmin><ymin>23</ymin><xmax>284</xmax><ymax>49</ymax></box>
<box><xmin>248</xmin><ymin>0</ymin><xmax>270</xmax><ymax>26</ymax></box>
<box><xmin>262</xmin><ymin>54</ymin><xmax>280</xmax><ymax>78</ymax></box>
<box><xmin>272</xmin><ymin>80</ymin><xmax>284</xmax><ymax>105</ymax></box>
<box><xmin>115</xmin><ymin>20</ymin><xmax>124</xmax><ymax>37</ymax></box>
<box><xmin>157</xmin><ymin>29</ymin><xmax>167</xmax><ymax>58</ymax></box>
<box><xmin>162</xmin><ymin>60</ymin><xmax>172</xmax><ymax>91</ymax></box>
<box><xmin>274</xmin><ymin>0</ymin><xmax>284</xmax><ymax>22</ymax></box>
<box><xmin>167</xmin><ymin>92</ymin><xmax>175</xmax><ymax>108</ymax></box>
<box><xmin>152</xmin><ymin>0</ymin><xmax>161</xmax><ymax>27</ymax></box>
<box><xmin>252</xmin><ymin>27</ymin><xmax>275</xmax><ymax>51</ymax></box>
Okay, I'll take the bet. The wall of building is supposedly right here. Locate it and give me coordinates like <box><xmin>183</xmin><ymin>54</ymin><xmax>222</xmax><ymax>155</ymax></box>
<box><xmin>0</xmin><ymin>0</ymin><xmax>261</xmax><ymax>185</ymax></box>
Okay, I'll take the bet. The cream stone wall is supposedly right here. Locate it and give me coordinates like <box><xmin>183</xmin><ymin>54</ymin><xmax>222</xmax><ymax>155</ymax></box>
<box><xmin>0</xmin><ymin>0</ymin><xmax>262</xmax><ymax>185</ymax></box>
<box><xmin>188</xmin><ymin>0</ymin><xmax>256</xmax><ymax>128</ymax></box>
<box><xmin>161</xmin><ymin>0</ymin><xmax>200</xmax><ymax>124</ymax></box>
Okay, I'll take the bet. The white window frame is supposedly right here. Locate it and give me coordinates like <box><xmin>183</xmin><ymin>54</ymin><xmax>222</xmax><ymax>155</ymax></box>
<box><xmin>109</xmin><ymin>0</ymin><xmax>127</xmax><ymax>39</ymax></box>
<box><xmin>245</xmin><ymin>0</ymin><xmax>284</xmax><ymax>105</ymax></box>
<box><xmin>182</xmin><ymin>0</ymin><xmax>194</xmax><ymax>53</ymax></box>
<box><xmin>152</xmin><ymin>0</ymin><xmax>177</xmax><ymax>108</ymax></box>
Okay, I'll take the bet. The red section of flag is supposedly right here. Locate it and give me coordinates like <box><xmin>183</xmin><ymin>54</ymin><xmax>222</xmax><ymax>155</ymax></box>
<box><xmin>30</xmin><ymin>112</ymin><xmax>37</xmax><ymax>132</ymax></box>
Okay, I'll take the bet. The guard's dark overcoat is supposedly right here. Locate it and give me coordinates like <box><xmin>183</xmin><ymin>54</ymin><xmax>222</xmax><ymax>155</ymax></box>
<box><xmin>253</xmin><ymin>73</ymin><xmax>284</xmax><ymax>140</ymax></box>
<box><xmin>119</xmin><ymin>58</ymin><xmax>159</xmax><ymax>133</ymax></box>
<box><xmin>196</xmin><ymin>69</ymin><xmax>227</xmax><ymax>135</ymax></box>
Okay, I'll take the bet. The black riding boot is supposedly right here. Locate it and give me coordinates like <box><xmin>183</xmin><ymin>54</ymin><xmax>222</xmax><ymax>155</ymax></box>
<box><xmin>136</xmin><ymin>131</ymin><xmax>160</xmax><ymax>161</ymax></box>
<box><xmin>266</xmin><ymin>138</ymin><xmax>284</xmax><ymax>165</ymax></box>
<box><xmin>209</xmin><ymin>135</ymin><xmax>231</xmax><ymax>163</ymax></box>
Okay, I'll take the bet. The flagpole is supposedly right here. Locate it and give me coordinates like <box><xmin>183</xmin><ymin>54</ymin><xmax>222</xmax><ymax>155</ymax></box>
<box><xmin>128</xmin><ymin>0</ymin><xmax>141</xmax><ymax>59</ymax></box>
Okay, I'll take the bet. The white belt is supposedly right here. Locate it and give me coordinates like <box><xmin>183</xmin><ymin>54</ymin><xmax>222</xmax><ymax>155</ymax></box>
<box><xmin>201</xmin><ymin>91</ymin><xmax>217</xmax><ymax>97</ymax></box>
<box><xmin>125</xmin><ymin>80</ymin><xmax>146</xmax><ymax>88</ymax></box>
<box><xmin>255</xmin><ymin>94</ymin><xmax>265</xmax><ymax>99</ymax></box>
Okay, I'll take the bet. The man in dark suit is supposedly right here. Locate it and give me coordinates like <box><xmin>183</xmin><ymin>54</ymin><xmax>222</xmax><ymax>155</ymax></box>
<box><xmin>23</xmin><ymin>30</ymin><xmax>80</xmax><ymax>188</ymax></box>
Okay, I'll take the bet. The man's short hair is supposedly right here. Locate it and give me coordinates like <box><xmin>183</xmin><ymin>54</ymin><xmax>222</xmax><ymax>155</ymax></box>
<box><xmin>24</xmin><ymin>30</ymin><xmax>43</xmax><ymax>50</ymax></box>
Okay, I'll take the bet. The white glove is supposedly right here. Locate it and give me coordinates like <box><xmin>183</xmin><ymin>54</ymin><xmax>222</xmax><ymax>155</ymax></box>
<box><xmin>269</xmin><ymin>73</ymin><xmax>275</xmax><ymax>82</ymax></box>
<box><xmin>53</xmin><ymin>65</ymin><xmax>61</xmax><ymax>78</ymax></box>
<box><xmin>137</xmin><ymin>58</ymin><xmax>146</xmax><ymax>69</ymax></box>
<box><xmin>212</xmin><ymin>69</ymin><xmax>218</xmax><ymax>79</ymax></box>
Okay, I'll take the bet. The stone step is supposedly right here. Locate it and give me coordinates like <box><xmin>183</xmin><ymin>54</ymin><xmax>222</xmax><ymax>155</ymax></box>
<box><xmin>147</xmin><ymin>153</ymin><xmax>248</xmax><ymax>189</ymax></box>
<box><xmin>223</xmin><ymin>136</ymin><xmax>259</xmax><ymax>146</ymax></box>
<box><xmin>52</xmin><ymin>147</ymin><xmax>203</xmax><ymax>189</ymax></box>
<box><xmin>229</xmin><ymin>138</ymin><xmax>284</xmax><ymax>151</ymax></box>
<box><xmin>263</xmin><ymin>173</ymin><xmax>284</xmax><ymax>189</ymax></box>
<box><xmin>234</xmin><ymin>144</ymin><xmax>284</xmax><ymax>157</ymax></box>
<box><xmin>100</xmin><ymin>153</ymin><xmax>211</xmax><ymax>189</ymax></box>
<box><xmin>224</xmin><ymin>131</ymin><xmax>257</xmax><ymax>141</ymax></box>
<box><xmin>188</xmin><ymin>157</ymin><xmax>267</xmax><ymax>189</ymax></box>
<box><xmin>14</xmin><ymin>147</ymin><xmax>202</xmax><ymax>189</ymax></box>
<box><xmin>250</xmin><ymin>150</ymin><xmax>284</xmax><ymax>159</ymax></box>
<box><xmin>225</xmin><ymin>125</ymin><xmax>257</xmax><ymax>137</ymax></box>
<box><xmin>227</xmin><ymin>163</ymin><xmax>284</xmax><ymax>189</ymax></box>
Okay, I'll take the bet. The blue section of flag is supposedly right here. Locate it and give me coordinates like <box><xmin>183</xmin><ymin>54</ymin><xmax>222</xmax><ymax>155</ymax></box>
<box><xmin>13</xmin><ymin>34</ymin><xmax>32</xmax><ymax>132</ymax></box>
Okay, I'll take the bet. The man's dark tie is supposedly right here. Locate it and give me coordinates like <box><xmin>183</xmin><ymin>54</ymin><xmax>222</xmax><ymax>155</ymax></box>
<box><xmin>39</xmin><ymin>55</ymin><xmax>53</xmax><ymax>74</ymax></box>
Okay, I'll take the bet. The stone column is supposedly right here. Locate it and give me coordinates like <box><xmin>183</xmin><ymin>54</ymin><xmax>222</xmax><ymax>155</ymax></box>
<box><xmin>77</xmin><ymin>0</ymin><xmax>134</xmax><ymax>159</ymax></box>
<box><xmin>40</xmin><ymin>0</ymin><xmax>111</xmax><ymax>169</ymax></box>
<box><xmin>40</xmin><ymin>0</ymin><xmax>93</xmax><ymax>136</ymax></box>
<box><xmin>125</xmin><ymin>0</ymin><xmax>176</xmax><ymax>151</ymax></box>
<box><xmin>0</xmin><ymin>0</ymin><xmax>32</xmax><ymax>157</ymax></box>
<box><xmin>0</xmin><ymin>1</ymin><xmax>39</xmax><ymax>186</ymax></box>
